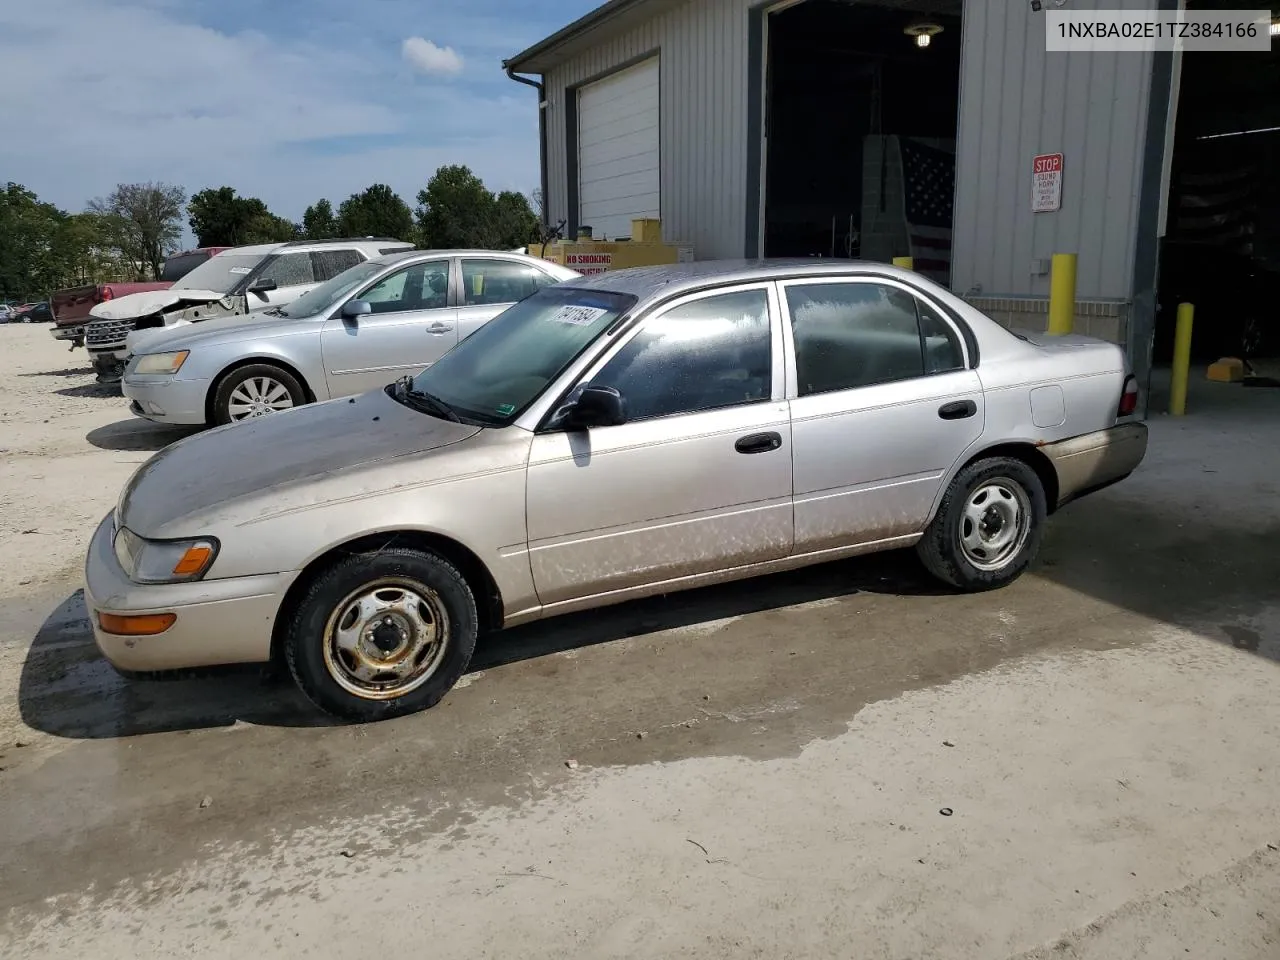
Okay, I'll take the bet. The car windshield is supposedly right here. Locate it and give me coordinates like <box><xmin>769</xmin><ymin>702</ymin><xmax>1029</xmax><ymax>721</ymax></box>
<box><xmin>173</xmin><ymin>254</ymin><xmax>269</xmax><ymax>293</ymax></box>
<box><xmin>406</xmin><ymin>286</ymin><xmax>636</xmax><ymax>425</ymax></box>
<box><xmin>278</xmin><ymin>260</ymin><xmax>384</xmax><ymax>318</ymax></box>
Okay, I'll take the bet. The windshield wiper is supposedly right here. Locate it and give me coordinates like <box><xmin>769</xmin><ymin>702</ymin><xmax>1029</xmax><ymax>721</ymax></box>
<box><xmin>264</xmin><ymin>307</ymin><xmax>287</xmax><ymax>317</ymax></box>
<box><xmin>393</xmin><ymin>376</ymin><xmax>461</xmax><ymax>422</ymax></box>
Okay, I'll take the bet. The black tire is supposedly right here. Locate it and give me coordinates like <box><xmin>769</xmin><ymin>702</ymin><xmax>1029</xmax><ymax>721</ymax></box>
<box><xmin>916</xmin><ymin>456</ymin><xmax>1047</xmax><ymax>592</ymax></box>
<box><xmin>284</xmin><ymin>548</ymin><xmax>479</xmax><ymax>722</ymax></box>
<box><xmin>212</xmin><ymin>363</ymin><xmax>307</xmax><ymax>425</ymax></box>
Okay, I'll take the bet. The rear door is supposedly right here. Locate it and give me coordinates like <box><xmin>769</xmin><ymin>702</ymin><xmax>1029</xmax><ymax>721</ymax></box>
<box><xmin>319</xmin><ymin>258</ymin><xmax>458</xmax><ymax>397</ymax></box>
<box><xmin>781</xmin><ymin>276</ymin><xmax>984</xmax><ymax>550</ymax></box>
<box><xmin>525</xmin><ymin>283</ymin><xmax>793</xmax><ymax>608</ymax></box>
<box><xmin>455</xmin><ymin>257</ymin><xmax>565</xmax><ymax>342</ymax></box>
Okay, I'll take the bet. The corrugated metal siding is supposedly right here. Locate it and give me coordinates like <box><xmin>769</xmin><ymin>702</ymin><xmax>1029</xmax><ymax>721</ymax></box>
<box><xmin>951</xmin><ymin>0</ymin><xmax>1155</xmax><ymax>300</ymax></box>
<box><xmin>544</xmin><ymin>0</ymin><xmax>753</xmax><ymax>259</ymax></box>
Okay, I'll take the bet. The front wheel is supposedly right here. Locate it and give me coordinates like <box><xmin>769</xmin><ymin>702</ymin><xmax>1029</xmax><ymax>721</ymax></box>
<box><xmin>284</xmin><ymin>548</ymin><xmax>479</xmax><ymax>722</ymax></box>
<box><xmin>212</xmin><ymin>363</ymin><xmax>306</xmax><ymax>425</ymax></box>
<box><xmin>916</xmin><ymin>456</ymin><xmax>1047</xmax><ymax>591</ymax></box>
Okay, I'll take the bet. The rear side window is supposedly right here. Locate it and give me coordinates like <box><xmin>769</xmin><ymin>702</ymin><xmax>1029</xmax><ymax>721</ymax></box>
<box><xmin>461</xmin><ymin>258</ymin><xmax>558</xmax><ymax>307</ymax></box>
<box><xmin>160</xmin><ymin>252</ymin><xmax>208</xmax><ymax>282</ymax></box>
<box><xmin>785</xmin><ymin>282</ymin><xmax>963</xmax><ymax>396</ymax></box>
<box><xmin>591</xmin><ymin>289</ymin><xmax>772</xmax><ymax>422</ymax></box>
<box><xmin>312</xmin><ymin>249</ymin><xmax>364</xmax><ymax>281</ymax></box>
<box><xmin>258</xmin><ymin>252</ymin><xmax>315</xmax><ymax>287</ymax></box>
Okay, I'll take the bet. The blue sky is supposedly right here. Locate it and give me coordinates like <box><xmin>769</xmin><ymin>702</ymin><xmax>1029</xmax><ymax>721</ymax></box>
<box><xmin>0</xmin><ymin>0</ymin><xmax>597</xmax><ymax>224</ymax></box>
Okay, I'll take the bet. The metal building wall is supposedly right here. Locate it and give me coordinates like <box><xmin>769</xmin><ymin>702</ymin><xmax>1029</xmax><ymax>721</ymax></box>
<box><xmin>951</xmin><ymin>0</ymin><xmax>1158</xmax><ymax>301</ymax></box>
<box><xmin>543</xmin><ymin>0</ymin><xmax>756</xmax><ymax>260</ymax></box>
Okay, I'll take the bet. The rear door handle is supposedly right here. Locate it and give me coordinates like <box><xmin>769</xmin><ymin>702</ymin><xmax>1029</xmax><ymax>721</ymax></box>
<box><xmin>938</xmin><ymin>400</ymin><xmax>978</xmax><ymax>420</ymax></box>
<box><xmin>426</xmin><ymin>322</ymin><xmax>455</xmax><ymax>335</ymax></box>
<box><xmin>735</xmin><ymin>431</ymin><xmax>783</xmax><ymax>455</ymax></box>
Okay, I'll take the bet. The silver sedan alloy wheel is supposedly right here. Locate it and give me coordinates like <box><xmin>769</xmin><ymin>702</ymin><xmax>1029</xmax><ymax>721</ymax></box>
<box><xmin>227</xmin><ymin>375</ymin><xmax>296</xmax><ymax>420</ymax></box>
<box><xmin>321</xmin><ymin>577</ymin><xmax>451</xmax><ymax>701</ymax></box>
<box><xmin>958</xmin><ymin>479</ymin><xmax>1032</xmax><ymax>572</ymax></box>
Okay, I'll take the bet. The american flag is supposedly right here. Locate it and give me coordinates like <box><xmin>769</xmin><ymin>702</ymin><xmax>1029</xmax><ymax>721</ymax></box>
<box><xmin>899</xmin><ymin>137</ymin><xmax>955</xmax><ymax>287</ymax></box>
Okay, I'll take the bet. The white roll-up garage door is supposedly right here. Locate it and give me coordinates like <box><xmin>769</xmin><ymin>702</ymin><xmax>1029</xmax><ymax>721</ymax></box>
<box><xmin>577</xmin><ymin>57</ymin><xmax>660</xmax><ymax>241</ymax></box>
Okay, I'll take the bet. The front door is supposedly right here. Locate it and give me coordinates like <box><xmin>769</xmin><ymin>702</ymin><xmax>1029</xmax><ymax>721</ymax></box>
<box><xmin>526</xmin><ymin>284</ymin><xmax>794</xmax><ymax>608</ymax></box>
<box><xmin>781</xmin><ymin>277</ymin><xmax>985</xmax><ymax>549</ymax></box>
<box><xmin>320</xmin><ymin>259</ymin><xmax>458</xmax><ymax>397</ymax></box>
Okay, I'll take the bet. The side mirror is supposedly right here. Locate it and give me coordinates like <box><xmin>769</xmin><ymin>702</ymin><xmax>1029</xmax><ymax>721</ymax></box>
<box><xmin>563</xmin><ymin>385</ymin><xmax>627</xmax><ymax>429</ymax></box>
<box><xmin>342</xmin><ymin>300</ymin><xmax>372</xmax><ymax>320</ymax></box>
<box><xmin>248</xmin><ymin>277</ymin><xmax>278</xmax><ymax>298</ymax></box>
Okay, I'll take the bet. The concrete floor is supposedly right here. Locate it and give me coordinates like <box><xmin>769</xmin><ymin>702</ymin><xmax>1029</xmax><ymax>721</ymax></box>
<box><xmin>1</xmin><ymin>325</ymin><xmax>1279</xmax><ymax>958</ymax></box>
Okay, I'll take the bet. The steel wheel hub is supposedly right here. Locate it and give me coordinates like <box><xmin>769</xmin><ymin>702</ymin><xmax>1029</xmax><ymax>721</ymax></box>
<box><xmin>959</xmin><ymin>480</ymin><xmax>1031</xmax><ymax>572</ymax></box>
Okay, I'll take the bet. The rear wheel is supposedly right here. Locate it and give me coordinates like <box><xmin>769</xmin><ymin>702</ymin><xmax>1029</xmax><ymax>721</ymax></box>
<box><xmin>212</xmin><ymin>363</ymin><xmax>306</xmax><ymax>425</ymax></box>
<box><xmin>284</xmin><ymin>548</ymin><xmax>478</xmax><ymax>722</ymax></box>
<box><xmin>916</xmin><ymin>456</ymin><xmax>1047</xmax><ymax>591</ymax></box>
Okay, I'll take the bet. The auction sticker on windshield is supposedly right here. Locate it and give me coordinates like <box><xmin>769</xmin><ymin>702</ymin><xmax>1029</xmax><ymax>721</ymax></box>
<box><xmin>228</xmin><ymin>266</ymin><xmax>253</xmax><ymax>275</ymax></box>
<box><xmin>547</xmin><ymin>304</ymin><xmax>609</xmax><ymax>326</ymax></box>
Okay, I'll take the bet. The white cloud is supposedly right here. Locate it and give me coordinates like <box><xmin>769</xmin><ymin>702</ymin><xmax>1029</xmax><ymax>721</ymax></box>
<box><xmin>402</xmin><ymin>37</ymin><xmax>464</xmax><ymax>77</ymax></box>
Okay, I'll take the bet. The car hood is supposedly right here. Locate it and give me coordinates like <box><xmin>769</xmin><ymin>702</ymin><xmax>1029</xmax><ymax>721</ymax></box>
<box><xmin>127</xmin><ymin>311</ymin><xmax>313</xmax><ymax>355</ymax></box>
<box><xmin>118</xmin><ymin>388</ymin><xmax>481</xmax><ymax>538</ymax></box>
<box><xmin>90</xmin><ymin>289</ymin><xmax>232</xmax><ymax>321</ymax></box>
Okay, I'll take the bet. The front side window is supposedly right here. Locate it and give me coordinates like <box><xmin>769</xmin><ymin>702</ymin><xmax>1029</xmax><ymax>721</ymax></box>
<box><xmin>408</xmin><ymin>287</ymin><xmax>634</xmax><ymax>424</ymax></box>
<box><xmin>258</xmin><ymin>252</ymin><xmax>316</xmax><ymax>287</ymax></box>
<box><xmin>590</xmin><ymin>289</ymin><xmax>772</xmax><ymax>422</ymax></box>
<box><xmin>360</xmin><ymin>260</ymin><xmax>449</xmax><ymax>314</ymax></box>
<box><xmin>312</xmin><ymin>249</ymin><xmax>364</xmax><ymax>281</ymax></box>
<box><xmin>787</xmin><ymin>282</ymin><xmax>962</xmax><ymax>396</ymax></box>
<box><xmin>461</xmin><ymin>259</ymin><xmax>557</xmax><ymax>307</ymax></box>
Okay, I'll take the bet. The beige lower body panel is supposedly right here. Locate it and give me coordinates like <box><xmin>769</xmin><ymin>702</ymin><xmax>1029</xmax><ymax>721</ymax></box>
<box><xmin>1043</xmin><ymin>422</ymin><xmax>1149</xmax><ymax>507</ymax></box>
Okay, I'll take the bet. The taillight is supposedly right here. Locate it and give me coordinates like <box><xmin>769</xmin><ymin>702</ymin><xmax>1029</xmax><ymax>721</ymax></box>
<box><xmin>97</xmin><ymin>287</ymin><xmax>114</xmax><ymax>304</ymax></box>
<box><xmin>1118</xmin><ymin>375</ymin><xmax>1138</xmax><ymax>417</ymax></box>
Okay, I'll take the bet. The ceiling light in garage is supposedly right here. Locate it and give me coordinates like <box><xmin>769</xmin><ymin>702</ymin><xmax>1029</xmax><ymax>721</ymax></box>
<box><xmin>904</xmin><ymin>21</ymin><xmax>943</xmax><ymax>48</ymax></box>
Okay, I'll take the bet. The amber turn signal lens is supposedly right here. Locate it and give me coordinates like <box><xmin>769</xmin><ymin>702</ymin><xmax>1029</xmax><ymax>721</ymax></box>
<box><xmin>172</xmin><ymin>545</ymin><xmax>214</xmax><ymax>578</ymax></box>
<box><xmin>98</xmin><ymin>612</ymin><xmax>177</xmax><ymax>636</ymax></box>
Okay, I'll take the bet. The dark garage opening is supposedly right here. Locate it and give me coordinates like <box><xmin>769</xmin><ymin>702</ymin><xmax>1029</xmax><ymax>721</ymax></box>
<box><xmin>1156</xmin><ymin>14</ymin><xmax>1280</xmax><ymax>372</ymax></box>
<box><xmin>763</xmin><ymin>0</ymin><xmax>963</xmax><ymax>287</ymax></box>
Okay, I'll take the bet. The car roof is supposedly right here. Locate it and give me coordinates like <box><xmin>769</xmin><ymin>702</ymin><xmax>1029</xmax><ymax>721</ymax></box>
<box><xmin>369</xmin><ymin>249</ymin><xmax>558</xmax><ymax>267</ymax></box>
<box><xmin>562</xmin><ymin>259</ymin><xmax>939</xmax><ymax>300</ymax></box>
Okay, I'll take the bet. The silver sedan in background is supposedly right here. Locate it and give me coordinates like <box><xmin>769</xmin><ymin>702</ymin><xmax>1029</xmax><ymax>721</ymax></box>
<box><xmin>87</xmin><ymin>259</ymin><xmax>1148</xmax><ymax>723</ymax></box>
<box><xmin>121</xmin><ymin>250</ymin><xmax>580</xmax><ymax>426</ymax></box>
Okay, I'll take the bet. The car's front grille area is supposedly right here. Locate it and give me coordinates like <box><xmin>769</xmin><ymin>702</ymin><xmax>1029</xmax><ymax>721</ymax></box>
<box><xmin>86</xmin><ymin>318</ymin><xmax>136</xmax><ymax>348</ymax></box>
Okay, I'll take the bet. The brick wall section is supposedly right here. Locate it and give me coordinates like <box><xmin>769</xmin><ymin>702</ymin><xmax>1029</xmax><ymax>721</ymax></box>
<box><xmin>964</xmin><ymin>296</ymin><xmax>1130</xmax><ymax>345</ymax></box>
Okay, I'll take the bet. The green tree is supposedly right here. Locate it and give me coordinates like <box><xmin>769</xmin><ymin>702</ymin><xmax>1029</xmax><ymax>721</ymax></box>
<box><xmin>337</xmin><ymin>184</ymin><xmax>414</xmax><ymax>240</ymax></box>
<box><xmin>415</xmin><ymin>166</ymin><xmax>539</xmax><ymax>249</ymax></box>
<box><xmin>89</xmin><ymin>181</ymin><xmax>185</xmax><ymax>280</ymax></box>
<box><xmin>245</xmin><ymin>212</ymin><xmax>300</xmax><ymax>243</ymax></box>
<box><xmin>302</xmin><ymin>198</ymin><xmax>339</xmax><ymax>240</ymax></box>
<box><xmin>0</xmin><ymin>182</ymin><xmax>65</xmax><ymax>301</ymax></box>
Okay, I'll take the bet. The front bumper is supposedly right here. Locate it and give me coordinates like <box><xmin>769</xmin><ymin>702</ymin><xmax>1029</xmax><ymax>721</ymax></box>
<box><xmin>52</xmin><ymin>324</ymin><xmax>84</xmax><ymax>342</ymax></box>
<box><xmin>84</xmin><ymin>513</ymin><xmax>296</xmax><ymax>673</ymax></box>
<box><xmin>123</xmin><ymin>374</ymin><xmax>212</xmax><ymax>425</ymax></box>
<box><xmin>1043</xmin><ymin>421</ymin><xmax>1149</xmax><ymax>508</ymax></box>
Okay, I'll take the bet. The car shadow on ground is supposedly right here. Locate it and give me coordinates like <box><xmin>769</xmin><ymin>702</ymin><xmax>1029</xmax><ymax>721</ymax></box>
<box><xmin>86</xmin><ymin>417</ymin><xmax>200</xmax><ymax>452</ymax></box>
<box><xmin>17</xmin><ymin>367</ymin><xmax>93</xmax><ymax>378</ymax></box>
<box><xmin>55</xmin><ymin>383</ymin><xmax>120</xmax><ymax>400</ymax></box>
<box><xmin>17</xmin><ymin>551</ymin><xmax>948</xmax><ymax>740</ymax></box>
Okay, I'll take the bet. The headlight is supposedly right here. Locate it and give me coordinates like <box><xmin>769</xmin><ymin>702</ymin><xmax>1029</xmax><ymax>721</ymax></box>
<box><xmin>133</xmin><ymin>350</ymin><xmax>189</xmax><ymax>375</ymax></box>
<box><xmin>113</xmin><ymin>526</ymin><xmax>218</xmax><ymax>584</ymax></box>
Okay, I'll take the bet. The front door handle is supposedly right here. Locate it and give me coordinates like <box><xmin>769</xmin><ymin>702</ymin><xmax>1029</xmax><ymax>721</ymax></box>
<box><xmin>735</xmin><ymin>431</ymin><xmax>783</xmax><ymax>455</ymax></box>
<box><xmin>938</xmin><ymin>400</ymin><xmax>978</xmax><ymax>420</ymax></box>
<box><xmin>426</xmin><ymin>322</ymin><xmax>455</xmax><ymax>335</ymax></box>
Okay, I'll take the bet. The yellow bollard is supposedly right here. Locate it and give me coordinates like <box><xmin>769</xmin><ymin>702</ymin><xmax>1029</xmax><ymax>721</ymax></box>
<box><xmin>892</xmin><ymin>256</ymin><xmax>913</xmax><ymax>270</ymax></box>
<box><xmin>1047</xmin><ymin>253</ymin><xmax>1077</xmax><ymax>335</ymax></box>
<box><xmin>1169</xmin><ymin>302</ymin><xmax>1195</xmax><ymax>416</ymax></box>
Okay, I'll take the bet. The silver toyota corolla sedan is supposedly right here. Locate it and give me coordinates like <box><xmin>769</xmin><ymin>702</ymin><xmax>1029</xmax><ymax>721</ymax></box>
<box><xmin>86</xmin><ymin>260</ymin><xmax>1148</xmax><ymax>722</ymax></box>
<box><xmin>121</xmin><ymin>250</ymin><xmax>580</xmax><ymax>426</ymax></box>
